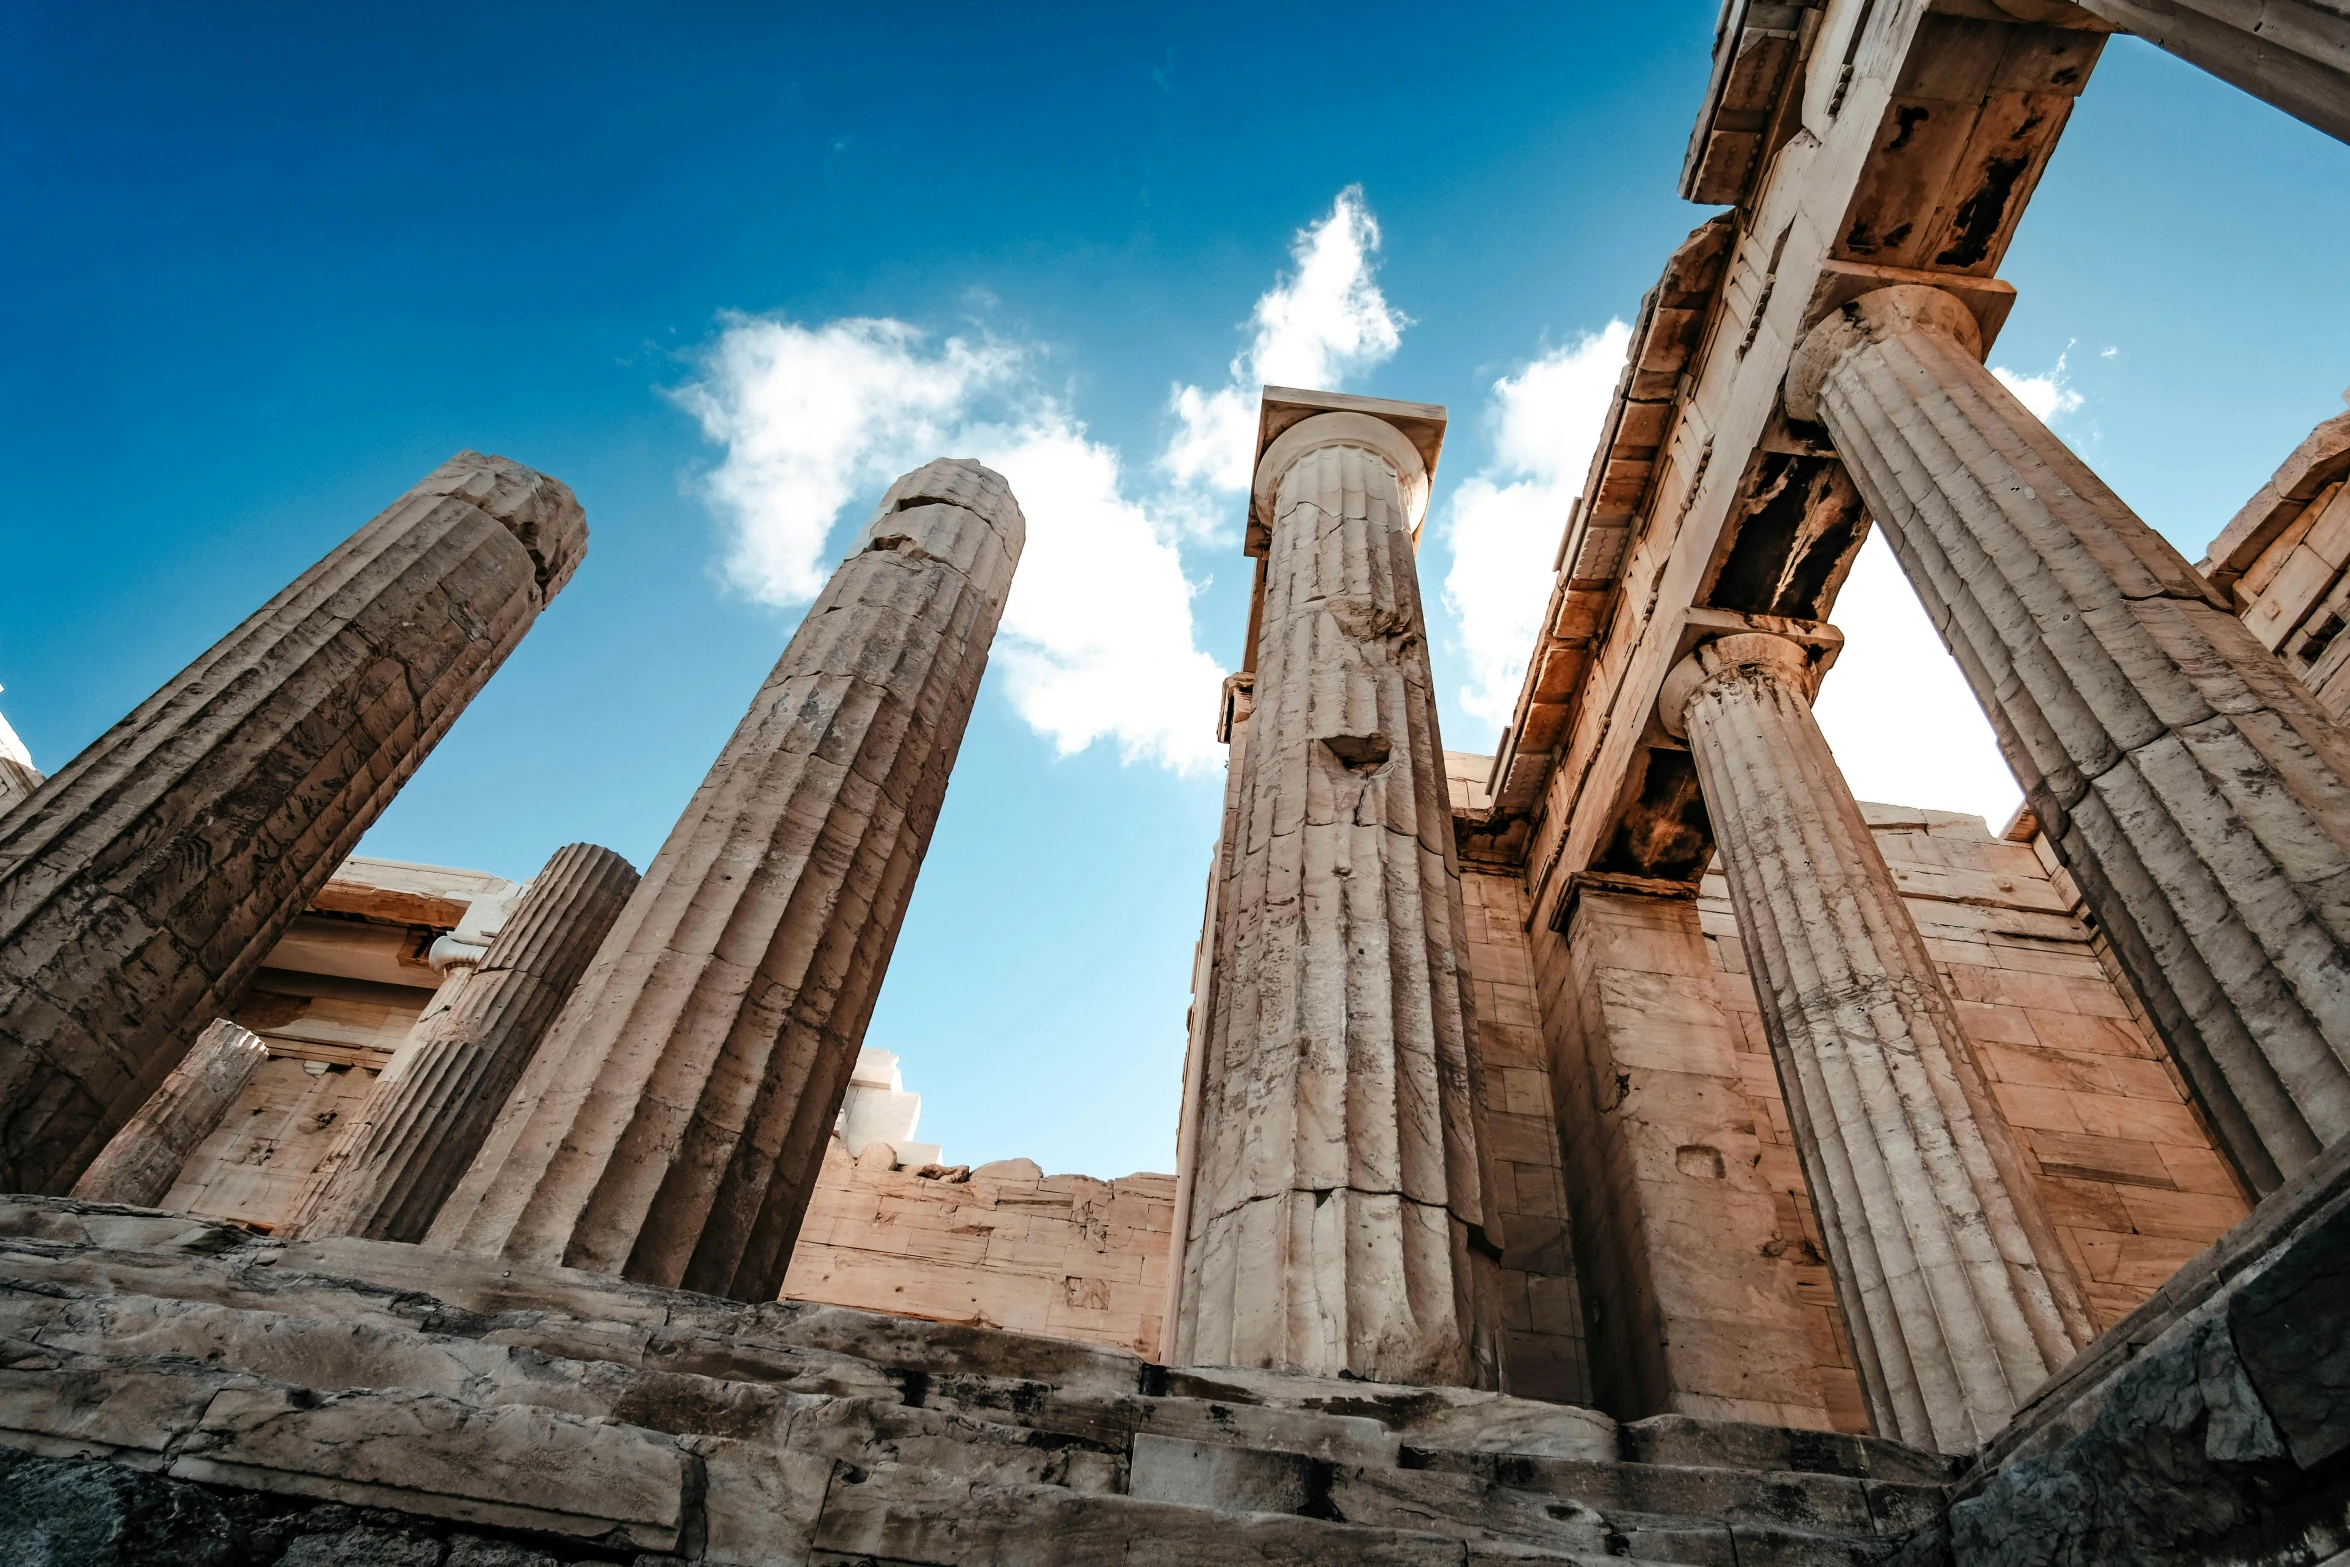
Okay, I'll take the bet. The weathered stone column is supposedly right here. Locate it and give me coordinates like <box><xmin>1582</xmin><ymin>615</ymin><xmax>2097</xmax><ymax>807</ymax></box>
<box><xmin>429</xmin><ymin>459</ymin><xmax>1022</xmax><ymax>1302</ymax></box>
<box><xmin>1175</xmin><ymin>406</ymin><xmax>1497</xmax><ymax>1388</ymax></box>
<box><xmin>1663</xmin><ymin>631</ymin><xmax>2092</xmax><ymax>1452</ymax></box>
<box><xmin>1790</xmin><ymin>285</ymin><xmax>2350</xmax><ymax>1195</ymax></box>
<box><xmin>0</xmin><ymin>452</ymin><xmax>584</xmax><ymax>1195</ymax></box>
<box><xmin>67</xmin><ymin>1019</ymin><xmax>267</xmax><ymax>1207</ymax></box>
<box><xmin>1163</xmin><ymin>672</ymin><xmax>1255</xmax><ymax>1361</ymax></box>
<box><xmin>286</xmin><ymin>842</ymin><xmax>639</xmax><ymax>1243</ymax></box>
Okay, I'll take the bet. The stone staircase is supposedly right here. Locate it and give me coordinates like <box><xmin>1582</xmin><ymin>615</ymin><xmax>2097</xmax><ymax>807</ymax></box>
<box><xmin>0</xmin><ymin>1196</ymin><xmax>1951</xmax><ymax>1565</ymax></box>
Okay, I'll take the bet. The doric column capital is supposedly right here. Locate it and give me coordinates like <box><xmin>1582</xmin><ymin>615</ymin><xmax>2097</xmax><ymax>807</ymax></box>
<box><xmin>1252</xmin><ymin>410</ymin><xmax>1432</xmax><ymax>537</ymax></box>
<box><xmin>1786</xmin><ymin>284</ymin><xmax>1984</xmax><ymax>422</ymax></box>
<box><xmin>1658</xmin><ymin>630</ymin><xmax>1819</xmax><ymax>739</ymax></box>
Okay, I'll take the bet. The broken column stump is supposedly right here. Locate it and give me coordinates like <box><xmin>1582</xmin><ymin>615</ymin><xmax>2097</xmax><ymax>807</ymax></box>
<box><xmin>67</xmin><ymin>1018</ymin><xmax>267</xmax><ymax>1207</ymax></box>
<box><xmin>286</xmin><ymin>841</ymin><xmax>640</xmax><ymax>1243</ymax></box>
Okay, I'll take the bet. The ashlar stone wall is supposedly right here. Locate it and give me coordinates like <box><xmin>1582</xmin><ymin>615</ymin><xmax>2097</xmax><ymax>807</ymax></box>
<box><xmin>1458</xmin><ymin>866</ymin><xmax>1588</xmax><ymax>1405</ymax></box>
<box><xmin>783</xmin><ymin>1147</ymin><xmax>1177</xmax><ymax>1358</ymax></box>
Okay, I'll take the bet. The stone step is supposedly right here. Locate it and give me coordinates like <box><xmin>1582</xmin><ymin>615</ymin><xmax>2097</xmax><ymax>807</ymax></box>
<box><xmin>1129</xmin><ymin>1435</ymin><xmax>1910</xmax><ymax>1565</ymax></box>
<box><xmin>815</xmin><ymin>1457</ymin><xmax>1630</xmax><ymax>1567</ymax></box>
<box><xmin>0</xmin><ymin>1196</ymin><xmax>1954</xmax><ymax>1564</ymax></box>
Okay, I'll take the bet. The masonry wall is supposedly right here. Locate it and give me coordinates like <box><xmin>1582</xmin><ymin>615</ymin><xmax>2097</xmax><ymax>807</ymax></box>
<box><xmin>782</xmin><ymin>1148</ymin><xmax>1176</xmax><ymax>1358</ymax></box>
<box><xmin>1535</xmin><ymin>880</ymin><xmax>1861</xmax><ymax>1432</ymax></box>
<box><xmin>1459</xmin><ymin>867</ymin><xmax>1588</xmax><ymax>1404</ymax></box>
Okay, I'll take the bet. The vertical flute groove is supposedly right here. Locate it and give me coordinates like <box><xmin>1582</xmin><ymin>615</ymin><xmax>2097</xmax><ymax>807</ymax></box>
<box><xmin>428</xmin><ymin>460</ymin><xmax>1020</xmax><ymax>1303</ymax></box>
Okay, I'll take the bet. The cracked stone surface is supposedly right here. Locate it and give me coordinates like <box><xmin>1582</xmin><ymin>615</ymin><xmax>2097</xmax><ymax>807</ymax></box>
<box><xmin>0</xmin><ymin>452</ymin><xmax>584</xmax><ymax>1197</ymax></box>
<box><xmin>0</xmin><ymin>1192</ymin><xmax>1956</xmax><ymax>1564</ymax></box>
<box><xmin>1789</xmin><ymin>285</ymin><xmax>2350</xmax><ymax>1199</ymax></box>
<box><xmin>1949</xmin><ymin>1191</ymin><xmax>2350</xmax><ymax>1564</ymax></box>
<box><xmin>1668</xmin><ymin>632</ymin><xmax>2089</xmax><ymax>1454</ymax></box>
<box><xmin>287</xmin><ymin>843</ymin><xmax>640</xmax><ymax>1244</ymax></box>
<box><xmin>427</xmin><ymin>460</ymin><xmax>1023</xmax><ymax>1303</ymax></box>
<box><xmin>1175</xmin><ymin>414</ymin><xmax>1498</xmax><ymax>1388</ymax></box>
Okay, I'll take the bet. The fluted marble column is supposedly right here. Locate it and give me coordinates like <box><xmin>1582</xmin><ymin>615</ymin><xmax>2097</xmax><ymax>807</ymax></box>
<box><xmin>1790</xmin><ymin>285</ymin><xmax>2350</xmax><ymax>1194</ymax></box>
<box><xmin>0</xmin><ymin>453</ymin><xmax>584</xmax><ymax>1195</ymax></box>
<box><xmin>68</xmin><ymin>1019</ymin><xmax>267</xmax><ymax>1208</ymax></box>
<box><xmin>286</xmin><ymin>842</ymin><xmax>639</xmax><ymax>1242</ymax></box>
<box><xmin>1663</xmin><ymin>631</ymin><xmax>2090</xmax><ymax>1452</ymax></box>
<box><xmin>1175</xmin><ymin>410</ymin><xmax>1497</xmax><ymax>1388</ymax></box>
<box><xmin>429</xmin><ymin>459</ymin><xmax>1022</xmax><ymax>1302</ymax></box>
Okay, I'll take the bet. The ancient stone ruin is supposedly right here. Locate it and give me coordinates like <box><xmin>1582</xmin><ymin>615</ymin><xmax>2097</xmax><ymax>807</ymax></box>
<box><xmin>5</xmin><ymin>6</ymin><xmax>2350</xmax><ymax>1564</ymax></box>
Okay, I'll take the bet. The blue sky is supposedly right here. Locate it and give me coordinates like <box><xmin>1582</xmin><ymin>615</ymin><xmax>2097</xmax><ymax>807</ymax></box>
<box><xmin>6</xmin><ymin>5</ymin><xmax>2349</xmax><ymax>1177</ymax></box>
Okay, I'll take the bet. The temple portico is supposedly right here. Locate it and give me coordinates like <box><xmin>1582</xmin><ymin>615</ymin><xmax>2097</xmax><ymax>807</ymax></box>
<box><xmin>8</xmin><ymin>4</ymin><xmax>2350</xmax><ymax>1560</ymax></box>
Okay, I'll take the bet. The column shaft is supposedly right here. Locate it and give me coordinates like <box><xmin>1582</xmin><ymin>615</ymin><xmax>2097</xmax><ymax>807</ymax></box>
<box><xmin>1669</xmin><ymin>632</ymin><xmax>2089</xmax><ymax>1452</ymax></box>
<box><xmin>1176</xmin><ymin>413</ymin><xmax>1496</xmax><ymax>1388</ymax></box>
<box><xmin>68</xmin><ymin>1019</ymin><xmax>267</xmax><ymax>1208</ymax></box>
<box><xmin>428</xmin><ymin>460</ymin><xmax>1022</xmax><ymax>1302</ymax></box>
<box><xmin>0</xmin><ymin>452</ymin><xmax>583</xmax><ymax>1194</ymax></box>
<box><xmin>286</xmin><ymin>842</ymin><xmax>639</xmax><ymax>1242</ymax></box>
<box><xmin>1791</xmin><ymin>285</ymin><xmax>2350</xmax><ymax>1194</ymax></box>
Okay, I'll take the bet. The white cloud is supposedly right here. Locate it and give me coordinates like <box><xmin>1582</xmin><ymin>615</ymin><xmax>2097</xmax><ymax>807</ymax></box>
<box><xmin>674</xmin><ymin>317</ymin><xmax>1226</xmax><ymax>774</ymax></box>
<box><xmin>0</xmin><ymin>700</ymin><xmax>30</xmax><ymax>769</ymax></box>
<box><xmin>1438</xmin><ymin>323</ymin><xmax>1633</xmax><ymax>736</ymax></box>
<box><xmin>1992</xmin><ymin>346</ymin><xmax>2083</xmax><ymax>425</ymax></box>
<box><xmin>981</xmin><ymin>420</ymin><xmax>1226</xmax><ymax>771</ymax></box>
<box><xmin>673</xmin><ymin>186</ymin><xmax>1422</xmax><ymax>777</ymax></box>
<box><xmin>1810</xmin><ymin>531</ymin><xmax>2022</xmax><ymax>831</ymax></box>
<box><xmin>1160</xmin><ymin>186</ymin><xmax>1407</xmax><ymax>498</ymax></box>
<box><xmin>673</xmin><ymin>317</ymin><xmax>1015</xmax><ymax>604</ymax></box>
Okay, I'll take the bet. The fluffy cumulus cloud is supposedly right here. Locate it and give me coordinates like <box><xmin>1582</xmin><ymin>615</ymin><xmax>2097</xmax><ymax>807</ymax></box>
<box><xmin>673</xmin><ymin>317</ymin><xmax>1016</xmax><ymax>604</ymax></box>
<box><xmin>1992</xmin><ymin>346</ymin><xmax>2084</xmax><ymax>424</ymax></box>
<box><xmin>672</xmin><ymin>187</ymin><xmax>1412</xmax><ymax>776</ymax></box>
<box><xmin>979</xmin><ymin>419</ymin><xmax>1226</xmax><ymax>769</ymax></box>
<box><xmin>1160</xmin><ymin>186</ymin><xmax>1407</xmax><ymax>501</ymax></box>
<box><xmin>1438</xmin><ymin>323</ymin><xmax>1633</xmax><ymax>734</ymax></box>
<box><xmin>675</xmin><ymin>321</ymin><xmax>1226</xmax><ymax>772</ymax></box>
